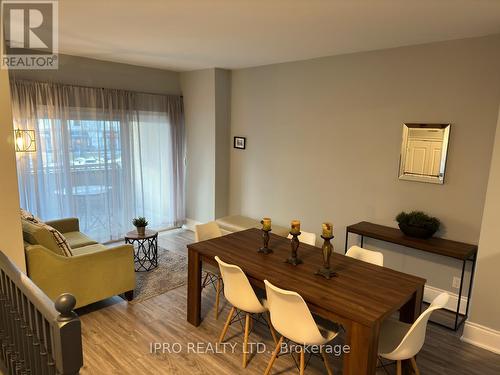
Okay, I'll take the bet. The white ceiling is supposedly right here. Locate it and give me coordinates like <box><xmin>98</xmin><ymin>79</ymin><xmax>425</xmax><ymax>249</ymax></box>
<box><xmin>57</xmin><ymin>0</ymin><xmax>500</xmax><ymax>71</ymax></box>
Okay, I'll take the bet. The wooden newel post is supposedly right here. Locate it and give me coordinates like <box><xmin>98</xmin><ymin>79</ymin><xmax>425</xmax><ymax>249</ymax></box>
<box><xmin>54</xmin><ymin>293</ymin><xmax>83</xmax><ymax>374</ymax></box>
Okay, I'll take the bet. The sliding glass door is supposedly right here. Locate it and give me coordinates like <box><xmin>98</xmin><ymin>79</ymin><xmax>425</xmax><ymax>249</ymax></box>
<box><xmin>12</xmin><ymin>80</ymin><xmax>185</xmax><ymax>242</ymax></box>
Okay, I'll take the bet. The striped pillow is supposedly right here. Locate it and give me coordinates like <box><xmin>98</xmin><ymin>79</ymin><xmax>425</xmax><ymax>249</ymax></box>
<box><xmin>42</xmin><ymin>223</ymin><xmax>73</xmax><ymax>257</ymax></box>
<box><xmin>20</xmin><ymin>208</ymin><xmax>42</xmax><ymax>223</ymax></box>
<box><xmin>20</xmin><ymin>209</ymin><xmax>73</xmax><ymax>257</ymax></box>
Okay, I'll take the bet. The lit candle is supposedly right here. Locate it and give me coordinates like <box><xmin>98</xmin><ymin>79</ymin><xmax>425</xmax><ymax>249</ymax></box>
<box><xmin>322</xmin><ymin>222</ymin><xmax>333</xmax><ymax>238</ymax></box>
<box><xmin>290</xmin><ymin>220</ymin><xmax>301</xmax><ymax>235</ymax></box>
<box><xmin>261</xmin><ymin>217</ymin><xmax>272</xmax><ymax>231</ymax></box>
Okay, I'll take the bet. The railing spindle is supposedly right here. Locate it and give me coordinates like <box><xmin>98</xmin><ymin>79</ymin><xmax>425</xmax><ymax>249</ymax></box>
<box><xmin>0</xmin><ymin>252</ymin><xmax>83</xmax><ymax>375</ymax></box>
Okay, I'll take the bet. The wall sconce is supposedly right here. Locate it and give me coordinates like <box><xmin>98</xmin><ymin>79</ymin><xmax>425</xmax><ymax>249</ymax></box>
<box><xmin>14</xmin><ymin>129</ymin><xmax>36</xmax><ymax>152</ymax></box>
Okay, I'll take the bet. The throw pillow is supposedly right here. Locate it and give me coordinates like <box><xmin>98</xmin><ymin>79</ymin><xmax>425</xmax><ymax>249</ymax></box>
<box><xmin>20</xmin><ymin>208</ymin><xmax>42</xmax><ymax>223</ymax></box>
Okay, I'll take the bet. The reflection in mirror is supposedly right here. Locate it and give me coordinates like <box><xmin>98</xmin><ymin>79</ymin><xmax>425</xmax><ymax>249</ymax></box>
<box><xmin>399</xmin><ymin>123</ymin><xmax>451</xmax><ymax>184</ymax></box>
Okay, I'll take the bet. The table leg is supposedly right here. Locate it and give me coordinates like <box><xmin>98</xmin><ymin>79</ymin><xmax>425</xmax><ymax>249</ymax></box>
<box><xmin>187</xmin><ymin>248</ymin><xmax>202</xmax><ymax>326</ymax></box>
<box><xmin>399</xmin><ymin>285</ymin><xmax>424</xmax><ymax>374</ymax></box>
<box><xmin>343</xmin><ymin>321</ymin><xmax>380</xmax><ymax>375</ymax></box>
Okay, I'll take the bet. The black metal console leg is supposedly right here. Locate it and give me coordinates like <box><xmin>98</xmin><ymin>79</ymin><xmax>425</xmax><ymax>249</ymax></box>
<box><xmin>465</xmin><ymin>256</ymin><xmax>477</xmax><ymax>318</ymax></box>
<box><xmin>344</xmin><ymin>229</ymin><xmax>349</xmax><ymax>253</ymax></box>
<box><xmin>454</xmin><ymin>259</ymin><xmax>467</xmax><ymax>330</ymax></box>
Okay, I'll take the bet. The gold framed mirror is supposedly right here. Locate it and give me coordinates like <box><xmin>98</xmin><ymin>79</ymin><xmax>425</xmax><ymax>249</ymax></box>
<box><xmin>399</xmin><ymin>123</ymin><xmax>451</xmax><ymax>184</ymax></box>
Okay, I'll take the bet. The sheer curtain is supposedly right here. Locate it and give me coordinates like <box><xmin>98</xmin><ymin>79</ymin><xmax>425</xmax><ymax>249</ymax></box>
<box><xmin>10</xmin><ymin>80</ymin><xmax>185</xmax><ymax>242</ymax></box>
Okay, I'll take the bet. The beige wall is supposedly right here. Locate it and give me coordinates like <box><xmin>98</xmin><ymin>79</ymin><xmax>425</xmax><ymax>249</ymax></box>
<box><xmin>229</xmin><ymin>35</ymin><xmax>500</xmax><ymax>293</ymax></box>
<box><xmin>181</xmin><ymin>68</ymin><xmax>231</xmax><ymax>223</ymax></box>
<box><xmin>10</xmin><ymin>53</ymin><xmax>181</xmax><ymax>95</ymax></box>
<box><xmin>214</xmin><ymin>69</ymin><xmax>231</xmax><ymax>219</ymax></box>
<box><xmin>468</xmin><ymin>105</ymin><xmax>500</xmax><ymax>331</ymax></box>
<box><xmin>181</xmin><ymin>69</ymin><xmax>216</xmax><ymax>222</ymax></box>
<box><xmin>0</xmin><ymin>69</ymin><xmax>26</xmax><ymax>272</ymax></box>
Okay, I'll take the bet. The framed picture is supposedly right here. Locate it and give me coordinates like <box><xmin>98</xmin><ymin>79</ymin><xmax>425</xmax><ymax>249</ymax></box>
<box><xmin>234</xmin><ymin>136</ymin><xmax>246</xmax><ymax>150</ymax></box>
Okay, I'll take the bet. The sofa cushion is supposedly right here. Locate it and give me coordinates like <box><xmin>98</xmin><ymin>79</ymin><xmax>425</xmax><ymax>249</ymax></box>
<box><xmin>21</xmin><ymin>219</ymin><xmax>73</xmax><ymax>256</ymax></box>
<box><xmin>64</xmin><ymin>231</ymin><xmax>98</xmax><ymax>249</ymax></box>
<box><xmin>71</xmin><ymin>243</ymin><xmax>107</xmax><ymax>256</ymax></box>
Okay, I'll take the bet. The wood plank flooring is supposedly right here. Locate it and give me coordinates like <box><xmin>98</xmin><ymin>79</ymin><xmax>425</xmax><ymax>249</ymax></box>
<box><xmin>77</xmin><ymin>229</ymin><xmax>500</xmax><ymax>374</ymax></box>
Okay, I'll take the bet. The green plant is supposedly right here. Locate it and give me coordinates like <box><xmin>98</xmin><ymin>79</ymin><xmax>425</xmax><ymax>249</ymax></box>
<box><xmin>396</xmin><ymin>211</ymin><xmax>440</xmax><ymax>232</ymax></box>
<box><xmin>132</xmin><ymin>217</ymin><xmax>148</xmax><ymax>227</ymax></box>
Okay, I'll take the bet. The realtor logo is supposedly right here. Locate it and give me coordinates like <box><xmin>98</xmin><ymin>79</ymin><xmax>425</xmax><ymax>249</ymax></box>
<box><xmin>1</xmin><ymin>0</ymin><xmax>58</xmax><ymax>69</ymax></box>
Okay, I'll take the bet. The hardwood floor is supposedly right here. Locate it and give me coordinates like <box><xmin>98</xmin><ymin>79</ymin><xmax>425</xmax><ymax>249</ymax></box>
<box><xmin>77</xmin><ymin>229</ymin><xmax>500</xmax><ymax>374</ymax></box>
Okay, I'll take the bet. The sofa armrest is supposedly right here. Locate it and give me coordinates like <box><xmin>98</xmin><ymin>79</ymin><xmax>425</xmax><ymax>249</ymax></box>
<box><xmin>45</xmin><ymin>218</ymin><xmax>80</xmax><ymax>233</ymax></box>
<box><xmin>25</xmin><ymin>244</ymin><xmax>135</xmax><ymax>308</ymax></box>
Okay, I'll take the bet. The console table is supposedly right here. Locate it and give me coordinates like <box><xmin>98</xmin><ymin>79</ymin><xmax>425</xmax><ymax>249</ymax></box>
<box><xmin>345</xmin><ymin>221</ymin><xmax>477</xmax><ymax>331</ymax></box>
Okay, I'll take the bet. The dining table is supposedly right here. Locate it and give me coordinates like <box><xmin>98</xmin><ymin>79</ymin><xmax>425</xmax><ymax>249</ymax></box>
<box><xmin>186</xmin><ymin>228</ymin><xmax>426</xmax><ymax>375</ymax></box>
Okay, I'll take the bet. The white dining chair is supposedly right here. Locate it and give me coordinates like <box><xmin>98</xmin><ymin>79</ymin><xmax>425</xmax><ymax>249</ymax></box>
<box><xmin>215</xmin><ymin>256</ymin><xmax>278</xmax><ymax>368</ymax></box>
<box><xmin>378</xmin><ymin>292</ymin><xmax>449</xmax><ymax>375</ymax></box>
<box><xmin>264</xmin><ymin>280</ymin><xmax>338</xmax><ymax>375</ymax></box>
<box><xmin>346</xmin><ymin>245</ymin><xmax>384</xmax><ymax>266</ymax></box>
<box><xmin>195</xmin><ymin>222</ymin><xmax>223</xmax><ymax>319</ymax></box>
<box><xmin>287</xmin><ymin>231</ymin><xmax>317</xmax><ymax>246</ymax></box>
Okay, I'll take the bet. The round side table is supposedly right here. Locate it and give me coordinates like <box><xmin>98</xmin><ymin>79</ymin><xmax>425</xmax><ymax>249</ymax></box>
<box><xmin>125</xmin><ymin>230</ymin><xmax>159</xmax><ymax>272</ymax></box>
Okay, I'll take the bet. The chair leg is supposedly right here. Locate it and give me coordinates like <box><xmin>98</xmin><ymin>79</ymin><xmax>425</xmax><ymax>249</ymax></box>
<box><xmin>320</xmin><ymin>347</ymin><xmax>333</xmax><ymax>375</ymax></box>
<box><xmin>410</xmin><ymin>357</ymin><xmax>420</xmax><ymax>375</ymax></box>
<box><xmin>299</xmin><ymin>346</ymin><xmax>305</xmax><ymax>375</ymax></box>
<box><xmin>218</xmin><ymin>306</ymin><xmax>235</xmax><ymax>343</ymax></box>
<box><xmin>123</xmin><ymin>290</ymin><xmax>134</xmax><ymax>301</ymax></box>
<box><xmin>264</xmin><ymin>336</ymin><xmax>283</xmax><ymax>375</ymax></box>
<box><xmin>265</xmin><ymin>312</ymin><xmax>278</xmax><ymax>344</ymax></box>
<box><xmin>201</xmin><ymin>272</ymin><xmax>209</xmax><ymax>288</ymax></box>
<box><xmin>396</xmin><ymin>360</ymin><xmax>402</xmax><ymax>375</ymax></box>
<box><xmin>242</xmin><ymin>313</ymin><xmax>250</xmax><ymax>368</ymax></box>
<box><xmin>215</xmin><ymin>277</ymin><xmax>221</xmax><ymax>319</ymax></box>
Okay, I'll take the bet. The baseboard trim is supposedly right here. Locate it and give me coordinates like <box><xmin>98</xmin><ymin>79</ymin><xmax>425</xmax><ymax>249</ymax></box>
<box><xmin>461</xmin><ymin>321</ymin><xmax>500</xmax><ymax>354</ymax></box>
<box><xmin>182</xmin><ymin>218</ymin><xmax>201</xmax><ymax>232</ymax></box>
<box><xmin>423</xmin><ymin>285</ymin><xmax>467</xmax><ymax>315</ymax></box>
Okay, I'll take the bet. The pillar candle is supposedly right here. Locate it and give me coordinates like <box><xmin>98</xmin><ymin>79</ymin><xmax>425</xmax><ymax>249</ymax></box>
<box><xmin>261</xmin><ymin>217</ymin><xmax>272</xmax><ymax>231</ymax></box>
<box><xmin>322</xmin><ymin>222</ymin><xmax>333</xmax><ymax>238</ymax></box>
<box><xmin>290</xmin><ymin>220</ymin><xmax>301</xmax><ymax>234</ymax></box>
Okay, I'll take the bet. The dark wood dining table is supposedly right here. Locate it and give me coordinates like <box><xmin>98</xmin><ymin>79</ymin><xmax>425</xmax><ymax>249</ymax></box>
<box><xmin>187</xmin><ymin>228</ymin><xmax>426</xmax><ymax>375</ymax></box>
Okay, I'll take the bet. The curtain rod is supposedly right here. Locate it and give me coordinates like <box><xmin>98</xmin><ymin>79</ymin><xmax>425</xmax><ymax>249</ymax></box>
<box><xmin>9</xmin><ymin>77</ymin><xmax>183</xmax><ymax>99</ymax></box>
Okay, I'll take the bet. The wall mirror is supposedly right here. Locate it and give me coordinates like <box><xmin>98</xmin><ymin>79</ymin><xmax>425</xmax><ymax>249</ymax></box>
<box><xmin>399</xmin><ymin>123</ymin><xmax>451</xmax><ymax>184</ymax></box>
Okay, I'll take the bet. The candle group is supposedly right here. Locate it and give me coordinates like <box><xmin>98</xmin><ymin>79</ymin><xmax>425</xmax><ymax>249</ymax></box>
<box><xmin>262</xmin><ymin>218</ymin><xmax>333</xmax><ymax>237</ymax></box>
<box><xmin>322</xmin><ymin>222</ymin><xmax>333</xmax><ymax>238</ymax></box>
<box><xmin>290</xmin><ymin>220</ymin><xmax>301</xmax><ymax>234</ymax></box>
<box><xmin>261</xmin><ymin>217</ymin><xmax>272</xmax><ymax>231</ymax></box>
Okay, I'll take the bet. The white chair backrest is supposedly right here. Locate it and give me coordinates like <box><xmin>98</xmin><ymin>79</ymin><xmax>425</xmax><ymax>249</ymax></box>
<box><xmin>195</xmin><ymin>221</ymin><xmax>222</xmax><ymax>242</ymax></box>
<box><xmin>287</xmin><ymin>231</ymin><xmax>316</xmax><ymax>246</ymax></box>
<box><xmin>346</xmin><ymin>245</ymin><xmax>384</xmax><ymax>266</ymax></box>
<box><xmin>215</xmin><ymin>256</ymin><xmax>264</xmax><ymax>313</ymax></box>
<box><xmin>388</xmin><ymin>292</ymin><xmax>449</xmax><ymax>359</ymax></box>
<box><xmin>264</xmin><ymin>280</ymin><xmax>325</xmax><ymax>345</ymax></box>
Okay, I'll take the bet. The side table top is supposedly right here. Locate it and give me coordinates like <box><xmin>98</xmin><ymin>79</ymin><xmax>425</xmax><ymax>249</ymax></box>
<box><xmin>125</xmin><ymin>229</ymin><xmax>158</xmax><ymax>240</ymax></box>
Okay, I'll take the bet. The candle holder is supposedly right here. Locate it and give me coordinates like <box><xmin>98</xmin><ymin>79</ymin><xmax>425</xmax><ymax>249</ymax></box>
<box><xmin>315</xmin><ymin>235</ymin><xmax>337</xmax><ymax>279</ymax></box>
<box><xmin>258</xmin><ymin>229</ymin><xmax>273</xmax><ymax>254</ymax></box>
<box><xmin>286</xmin><ymin>232</ymin><xmax>303</xmax><ymax>266</ymax></box>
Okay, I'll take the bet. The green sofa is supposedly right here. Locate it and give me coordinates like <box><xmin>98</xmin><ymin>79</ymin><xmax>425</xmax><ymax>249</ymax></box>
<box><xmin>22</xmin><ymin>217</ymin><xmax>136</xmax><ymax>308</ymax></box>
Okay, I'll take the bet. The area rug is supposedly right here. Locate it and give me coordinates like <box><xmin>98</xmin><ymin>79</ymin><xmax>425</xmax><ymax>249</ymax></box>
<box><xmin>129</xmin><ymin>246</ymin><xmax>187</xmax><ymax>304</ymax></box>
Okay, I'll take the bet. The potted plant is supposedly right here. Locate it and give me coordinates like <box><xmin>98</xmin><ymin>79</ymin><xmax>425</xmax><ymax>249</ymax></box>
<box><xmin>395</xmin><ymin>211</ymin><xmax>440</xmax><ymax>239</ymax></box>
<box><xmin>132</xmin><ymin>217</ymin><xmax>148</xmax><ymax>236</ymax></box>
